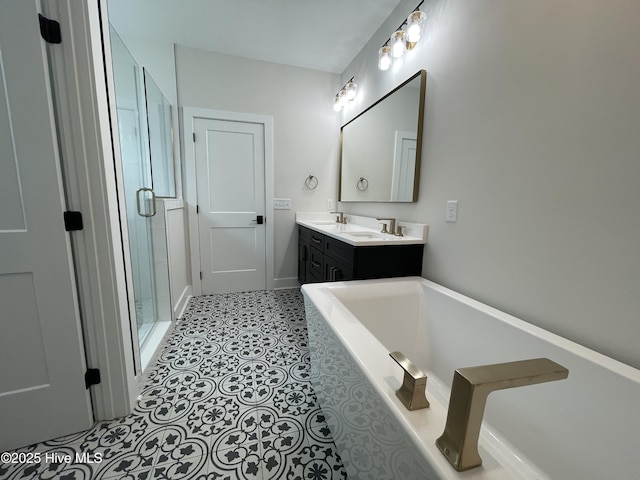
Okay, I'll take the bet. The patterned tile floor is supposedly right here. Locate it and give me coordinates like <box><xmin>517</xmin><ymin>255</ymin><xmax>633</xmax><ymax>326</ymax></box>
<box><xmin>0</xmin><ymin>289</ymin><xmax>348</xmax><ymax>480</ymax></box>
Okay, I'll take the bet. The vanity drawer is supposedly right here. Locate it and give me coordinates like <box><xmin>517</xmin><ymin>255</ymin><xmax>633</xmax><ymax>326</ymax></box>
<box><xmin>324</xmin><ymin>235</ymin><xmax>355</xmax><ymax>268</ymax></box>
<box><xmin>309</xmin><ymin>247</ymin><xmax>324</xmax><ymax>281</ymax></box>
<box><xmin>298</xmin><ymin>225</ymin><xmax>310</xmax><ymax>243</ymax></box>
<box><xmin>309</xmin><ymin>231</ymin><xmax>324</xmax><ymax>251</ymax></box>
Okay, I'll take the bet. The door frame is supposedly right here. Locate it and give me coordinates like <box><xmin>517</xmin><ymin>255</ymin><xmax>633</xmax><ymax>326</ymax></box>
<box><xmin>40</xmin><ymin>0</ymin><xmax>138</xmax><ymax>420</ymax></box>
<box><xmin>183</xmin><ymin>107</ymin><xmax>275</xmax><ymax>295</ymax></box>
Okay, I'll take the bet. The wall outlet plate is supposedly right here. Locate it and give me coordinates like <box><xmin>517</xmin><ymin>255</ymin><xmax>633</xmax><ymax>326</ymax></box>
<box><xmin>446</xmin><ymin>200</ymin><xmax>458</xmax><ymax>222</ymax></box>
<box><xmin>273</xmin><ymin>198</ymin><xmax>291</xmax><ymax>210</ymax></box>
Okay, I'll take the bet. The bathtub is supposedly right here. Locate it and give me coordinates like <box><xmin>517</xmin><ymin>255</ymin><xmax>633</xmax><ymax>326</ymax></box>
<box><xmin>302</xmin><ymin>277</ymin><xmax>640</xmax><ymax>480</ymax></box>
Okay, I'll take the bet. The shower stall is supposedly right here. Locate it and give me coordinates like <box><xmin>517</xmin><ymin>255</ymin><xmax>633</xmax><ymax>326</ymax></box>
<box><xmin>110</xmin><ymin>28</ymin><xmax>174</xmax><ymax>367</ymax></box>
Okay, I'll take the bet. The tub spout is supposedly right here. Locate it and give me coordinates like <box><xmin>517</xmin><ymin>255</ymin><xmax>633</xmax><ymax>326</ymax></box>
<box><xmin>389</xmin><ymin>351</ymin><xmax>430</xmax><ymax>410</ymax></box>
<box><xmin>436</xmin><ymin>357</ymin><xmax>569</xmax><ymax>471</ymax></box>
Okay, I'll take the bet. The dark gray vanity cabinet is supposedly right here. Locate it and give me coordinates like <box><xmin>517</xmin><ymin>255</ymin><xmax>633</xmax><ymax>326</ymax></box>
<box><xmin>297</xmin><ymin>225</ymin><xmax>310</xmax><ymax>284</ymax></box>
<box><xmin>297</xmin><ymin>225</ymin><xmax>423</xmax><ymax>284</ymax></box>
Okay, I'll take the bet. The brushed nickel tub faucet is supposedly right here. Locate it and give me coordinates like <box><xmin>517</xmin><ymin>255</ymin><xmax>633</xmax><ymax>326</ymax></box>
<box><xmin>436</xmin><ymin>357</ymin><xmax>569</xmax><ymax>471</ymax></box>
<box><xmin>389</xmin><ymin>351</ymin><xmax>430</xmax><ymax>410</ymax></box>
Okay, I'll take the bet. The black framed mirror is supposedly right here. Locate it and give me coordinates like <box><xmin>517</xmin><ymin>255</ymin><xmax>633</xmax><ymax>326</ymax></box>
<box><xmin>339</xmin><ymin>70</ymin><xmax>426</xmax><ymax>202</ymax></box>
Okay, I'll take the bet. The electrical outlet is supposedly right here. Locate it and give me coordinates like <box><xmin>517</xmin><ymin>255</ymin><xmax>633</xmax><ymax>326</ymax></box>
<box><xmin>446</xmin><ymin>200</ymin><xmax>458</xmax><ymax>222</ymax></box>
<box><xmin>273</xmin><ymin>198</ymin><xmax>291</xmax><ymax>210</ymax></box>
<box><xmin>327</xmin><ymin>199</ymin><xmax>335</xmax><ymax>211</ymax></box>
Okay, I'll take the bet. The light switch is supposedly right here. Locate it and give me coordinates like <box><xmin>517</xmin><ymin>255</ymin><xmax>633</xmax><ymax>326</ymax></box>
<box><xmin>273</xmin><ymin>198</ymin><xmax>291</xmax><ymax>210</ymax></box>
<box><xmin>446</xmin><ymin>200</ymin><xmax>458</xmax><ymax>222</ymax></box>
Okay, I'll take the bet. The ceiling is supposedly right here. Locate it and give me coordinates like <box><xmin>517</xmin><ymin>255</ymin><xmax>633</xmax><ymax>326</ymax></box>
<box><xmin>107</xmin><ymin>0</ymin><xmax>402</xmax><ymax>74</ymax></box>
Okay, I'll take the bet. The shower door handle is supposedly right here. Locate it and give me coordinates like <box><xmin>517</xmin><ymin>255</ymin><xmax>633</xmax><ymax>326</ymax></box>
<box><xmin>136</xmin><ymin>187</ymin><xmax>157</xmax><ymax>217</ymax></box>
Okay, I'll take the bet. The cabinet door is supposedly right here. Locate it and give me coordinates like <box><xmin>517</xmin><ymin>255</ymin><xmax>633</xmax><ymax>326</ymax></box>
<box><xmin>297</xmin><ymin>241</ymin><xmax>308</xmax><ymax>284</ymax></box>
<box><xmin>324</xmin><ymin>256</ymin><xmax>353</xmax><ymax>282</ymax></box>
<box><xmin>309</xmin><ymin>247</ymin><xmax>324</xmax><ymax>282</ymax></box>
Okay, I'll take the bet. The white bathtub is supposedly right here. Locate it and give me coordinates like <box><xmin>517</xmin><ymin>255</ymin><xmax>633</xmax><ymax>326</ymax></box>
<box><xmin>302</xmin><ymin>277</ymin><xmax>640</xmax><ymax>480</ymax></box>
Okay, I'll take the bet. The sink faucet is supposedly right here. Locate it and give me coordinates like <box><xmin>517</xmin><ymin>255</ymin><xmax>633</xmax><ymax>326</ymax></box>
<box><xmin>331</xmin><ymin>211</ymin><xmax>346</xmax><ymax>224</ymax></box>
<box><xmin>376</xmin><ymin>217</ymin><xmax>396</xmax><ymax>235</ymax></box>
<box><xmin>436</xmin><ymin>357</ymin><xmax>569</xmax><ymax>472</ymax></box>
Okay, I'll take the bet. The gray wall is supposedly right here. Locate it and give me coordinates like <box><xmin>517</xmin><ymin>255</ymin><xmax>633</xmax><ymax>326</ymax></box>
<box><xmin>175</xmin><ymin>46</ymin><xmax>341</xmax><ymax>285</ymax></box>
<box><xmin>340</xmin><ymin>0</ymin><xmax>640</xmax><ymax>368</ymax></box>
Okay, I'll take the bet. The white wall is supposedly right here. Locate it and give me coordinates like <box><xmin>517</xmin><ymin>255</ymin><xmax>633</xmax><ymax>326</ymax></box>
<box><xmin>341</xmin><ymin>0</ymin><xmax>640</xmax><ymax>368</ymax></box>
<box><xmin>175</xmin><ymin>46</ymin><xmax>341</xmax><ymax>285</ymax></box>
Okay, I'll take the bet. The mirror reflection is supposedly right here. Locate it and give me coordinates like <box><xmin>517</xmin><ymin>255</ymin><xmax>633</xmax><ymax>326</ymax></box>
<box><xmin>340</xmin><ymin>70</ymin><xmax>426</xmax><ymax>202</ymax></box>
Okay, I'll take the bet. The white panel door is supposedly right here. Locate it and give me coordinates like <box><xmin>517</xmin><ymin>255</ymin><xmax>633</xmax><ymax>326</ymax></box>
<box><xmin>391</xmin><ymin>130</ymin><xmax>417</xmax><ymax>201</ymax></box>
<box><xmin>0</xmin><ymin>0</ymin><xmax>93</xmax><ymax>450</ymax></box>
<box><xmin>194</xmin><ymin>118</ymin><xmax>266</xmax><ymax>294</ymax></box>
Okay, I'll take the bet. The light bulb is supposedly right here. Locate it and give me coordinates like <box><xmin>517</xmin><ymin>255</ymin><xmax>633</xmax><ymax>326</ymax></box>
<box><xmin>390</xmin><ymin>30</ymin><xmax>405</xmax><ymax>58</ymax></box>
<box><xmin>406</xmin><ymin>10</ymin><xmax>426</xmax><ymax>44</ymax></box>
<box><xmin>345</xmin><ymin>80</ymin><xmax>357</xmax><ymax>101</ymax></box>
<box><xmin>333</xmin><ymin>94</ymin><xmax>342</xmax><ymax>111</ymax></box>
<box><xmin>378</xmin><ymin>46</ymin><xmax>392</xmax><ymax>70</ymax></box>
<box><xmin>338</xmin><ymin>89</ymin><xmax>348</xmax><ymax>108</ymax></box>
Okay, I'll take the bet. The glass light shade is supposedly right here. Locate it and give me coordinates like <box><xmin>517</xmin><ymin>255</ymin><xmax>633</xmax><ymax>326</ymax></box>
<box><xmin>333</xmin><ymin>94</ymin><xmax>342</xmax><ymax>111</ymax></box>
<box><xmin>338</xmin><ymin>89</ymin><xmax>348</xmax><ymax>108</ymax></box>
<box><xmin>345</xmin><ymin>80</ymin><xmax>357</xmax><ymax>101</ymax></box>
<box><xmin>378</xmin><ymin>45</ymin><xmax>392</xmax><ymax>70</ymax></box>
<box><xmin>390</xmin><ymin>30</ymin><xmax>406</xmax><ymax>58</ymax></box>
<box><xmin>406</xmin><ymin>10</ymin><xmax>426</xmax><ymax>44</ymax></box>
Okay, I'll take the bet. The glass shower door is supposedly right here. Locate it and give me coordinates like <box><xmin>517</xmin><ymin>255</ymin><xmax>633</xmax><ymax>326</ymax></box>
<box><xmin>110</xmin><ymin>28</ymin><xmax>164</xmax><ymax>347</ymax></box>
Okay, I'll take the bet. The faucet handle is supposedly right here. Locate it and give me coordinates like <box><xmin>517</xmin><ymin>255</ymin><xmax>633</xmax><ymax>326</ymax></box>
<box><xmin>330</xmin><ymin>211</ymin><xmax>346</xmax><ymax>224</ymax></box>
<box><xmin>376</xmin><ymin>217</ymin><xmax>396</xmax><ymax>234</ymax></box>
<box><xmin>389</xmin><ymin>351</ymin><xmax>430</xmax><ymax>410</ymax></box>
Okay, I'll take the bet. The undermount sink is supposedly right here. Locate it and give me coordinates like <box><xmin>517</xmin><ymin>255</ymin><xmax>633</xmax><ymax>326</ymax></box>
<box><xmin>309</xmin><ymin>221</ymin><xmax>337</xmax><ymax>226</ymax></box>
<box><xmin>343</xmin><ymin>231</ymin><xmax>388</xmax><ymax>240</ymax></box>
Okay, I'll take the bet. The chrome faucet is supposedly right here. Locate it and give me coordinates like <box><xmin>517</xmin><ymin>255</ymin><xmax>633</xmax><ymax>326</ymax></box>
<box><xmin>331</xmin><ymin>211</ymin><xmax>346</xmax><ymax>224</ymax></box>
<box><xmin>389</xmin><ymin>351</ymin><xmax>430</xmax><ymax>410</ymax></box>
<box><xmin>436</xmin><ymin>357</ymin><xmax>569</xmax><ymax>471</ymax></box>
<box><xmin>376</xmin><ymin>217</ymin><xmax>396</xmax><ymax>235</ymax></box>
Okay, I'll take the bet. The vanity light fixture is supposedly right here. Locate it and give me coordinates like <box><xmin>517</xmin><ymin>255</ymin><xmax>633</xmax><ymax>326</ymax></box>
<box><xmin>333</xmin><ymin>77</ymin><xmax>357</xmax><ymax>112</ymax></box>
<box><xmin>406</xmin><ymin>9</ymin><xmax>426</xmax><ymax>46</ymax></box>
<box><xmin>377</xmin><ymin>1</ymin><xmax>426</xmax><ymax>70</ymax></box>
<box><xmin>378</xmin><ymin>45</ymin><xmax>392</xmax><ymax>71</ymax></box>
<box><xmin>390</xmin><ymin>30</ymin><xmax>406</xmax><ymax>58</ymax></box>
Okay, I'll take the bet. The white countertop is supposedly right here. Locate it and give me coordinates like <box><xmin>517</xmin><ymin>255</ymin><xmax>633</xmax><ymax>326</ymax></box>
<box><xmin>296</xmin><ymin>212</ymin><xmax>428</xmax><ymax>246</ymax></box>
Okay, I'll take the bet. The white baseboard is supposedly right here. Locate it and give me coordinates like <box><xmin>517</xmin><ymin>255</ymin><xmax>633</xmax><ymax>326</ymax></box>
<box><xmin>174</xmin><ymin>284</ymin><xmax>193</xmax><ymax>319</ymax></box>
<box><xmin>272</xmin><ymin>277</ymin><xmax>300</xmax><ymax>290</ymax></box>
<box><xmin>140</xmin><ymin>320</ymin><xmax>172</xmax><ymax>372</ymax></box>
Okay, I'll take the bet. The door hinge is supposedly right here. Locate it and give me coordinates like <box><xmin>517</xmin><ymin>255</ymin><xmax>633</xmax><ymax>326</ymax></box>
<box><xmin>196</xmin><ymin>205</ymin><xmax>199</xmax><ymax>214</ymax></box>
<box><xmin>64</xmin><ymin>211</ymin><xmax>84</xmax><ymax>231</ymax></box>
<box><xmin>38</xmin><ymin>14</ymin><xmax>62</xmax><ymax>44</ymax></box>
<box><xmin>200</xmin><ymin>271</ymin><xmax>203</xmax><ymax>280</ymax></box>
<box><xmin>85</xmin><ymin>368</ymin><xmax>101</xmax><ymax>389</ymax></box>
<box><xmin>192</xmin><ymin>132</ymin><xmax>196</xmax><ymax>142</ymax></box>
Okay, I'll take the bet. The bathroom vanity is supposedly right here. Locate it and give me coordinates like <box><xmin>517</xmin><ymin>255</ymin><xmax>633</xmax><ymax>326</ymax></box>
<box><xmin>296</xmin><ymin>213</ymin><xmax>427</xmax><ymax>284</ymax></box>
